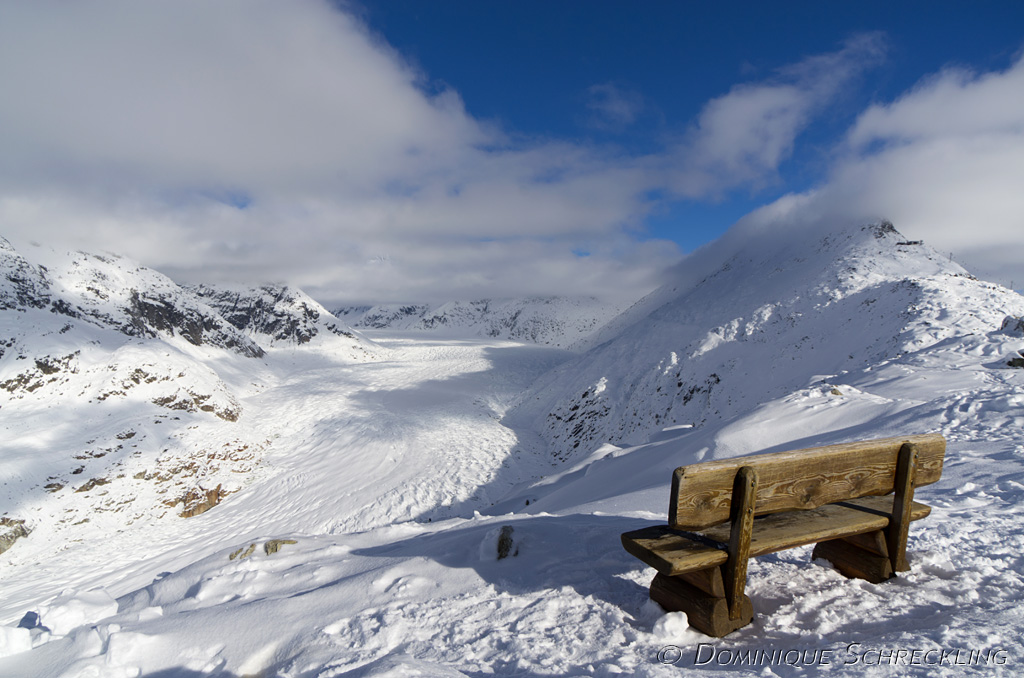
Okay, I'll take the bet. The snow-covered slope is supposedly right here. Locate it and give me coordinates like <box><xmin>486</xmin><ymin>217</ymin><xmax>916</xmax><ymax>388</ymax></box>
<box><xmin>0</xmin><ymin>239</ymin><xmax>378</xmax><ymax>563</ymax></box>
<box><xmin>335</xmin><ymin>296</ymin><xmax>622</xmax><ymax>349</ymax></box>
<box><xmin>510</xmin><ymin>221</ymin><xmax>1024</xmax><ymax>461</ymax></box>
<box><xmin>3</xmin><ymin>224</ymin><xmax>1024</xmax><ymax>677</ymax></box>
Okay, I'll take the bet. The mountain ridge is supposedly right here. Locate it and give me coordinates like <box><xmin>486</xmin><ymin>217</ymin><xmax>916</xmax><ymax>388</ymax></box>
<box><xmin>509</xmin><ymin>221</ymin><xmax>1024</xmax><ymax>461</ymax></box>
<box><xmin>335</xmin><ymin>296</ymin><xmax>622</xmax><ymax>349</ymax></box>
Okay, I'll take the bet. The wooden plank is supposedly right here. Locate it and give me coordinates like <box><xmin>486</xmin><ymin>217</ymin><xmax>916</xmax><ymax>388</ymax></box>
<box><xmin>669</xmin><ymin>434</ymin><xmax>945</xmax><ymax>529</ymax></box>
<box><xmin>887</xmin><ymin>443</ymin><xmax>917</xmax><ymax>572</ymax></box>
<box><xmin>621</xmin><ymin>525</ymin><xmax>727</xmax><ymax>574</ymax></box>
<box><xmin>725</xmin><ymin>466</ymin><xmax>757</xmax><ymax>620</ymax></box>
<box><xmin>650</xmin><ymin>573</ymin><xmax>753</xmax><ymax>637</ymax></box>
<box><xmin>839</xmin><ymin>528</ymin><xmax>888</xmax><ymax>557</ymax></box>
<box><xmin>812</xmin><ymin>537</ymin><xmax>894</xmax><ymax>583</ymax></box>
<box><xmin>622</xmin><ymin>496</ymin><xmax>932</xmax><ymax>577</ymax></box>
<box><xmin>677</xmin><ymin>566</ymin><xmax>725</xmax><ymax>598</ymax></box>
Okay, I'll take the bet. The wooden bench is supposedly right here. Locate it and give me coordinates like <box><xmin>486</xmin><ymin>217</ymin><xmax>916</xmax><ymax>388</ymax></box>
<box><xmin>621</xmin><ymin>434</ymin><xmax>945</xmax><ymax>636</ymax></box>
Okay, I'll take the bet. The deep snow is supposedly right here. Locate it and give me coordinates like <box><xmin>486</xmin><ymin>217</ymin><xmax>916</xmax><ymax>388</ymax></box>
<box><xmin>2</xmin><ymin>224</ymin><xmax>1024</xmax><ymax>677</ymax></box>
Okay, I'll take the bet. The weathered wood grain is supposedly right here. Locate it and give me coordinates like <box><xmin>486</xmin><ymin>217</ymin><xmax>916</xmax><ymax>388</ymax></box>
<box><xmin>812</xmin><ymin>537</ymin><xmax>894</xmax><ymax>583</ymax></box>
<box><xmin>650</xmin><ymin>573</ymin><xmax>753</xmax><ymax>637</ymax></box>
<box><xmin>677</xmin><ymin>566</ymin><xmax>726</xmax><ymax>598</ymax></box>
<box><xmin>669</xmin><ymin>434</ymin><xmax>945</xmax><ymax>529</ymax></box>
<box><xmin>622</xmin><ymin>495</ymin><xmax>932</xmax><ymax>576</ymax></box>
<box><xmin>621</xmin><ymin>525</ymin><xmax>727</xmax><ymax>574</ymax></box>
<box><xmin>887</xmin><ymin>442</ymin><xmax>917</xmax><ymax>572</ymax></box>
<box><xmin>725</xmin><ymin>466</ymin><xmax>757</xmax><ymax>620</ymax></box>
<box><xmin>839</xmin><ymin>528</ymin><xmax>888</xmax><ymax>557</ymax></box>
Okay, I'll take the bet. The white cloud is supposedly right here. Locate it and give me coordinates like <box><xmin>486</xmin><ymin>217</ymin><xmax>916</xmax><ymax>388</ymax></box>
<box><xmin>586</xmin><ymin>83</ymin><xmax>645</xmax><ymax>129</ymax></box>
<box><xmin>0</xmin><ymin>0</ymin><xmax>677</xmax><ymax>303</ymax></box>
<box><xmin>13</xmin><ymin>3</ymin><xmax>982</xmax><ymax>306</ymax></box>
<box><xmin>0</xmin><ymin>0</ymin><xmax>488</xmax><ymax>194</ymax></box>
<box><xmin>665</xmin><ymin>33</ymin><xmax>887</xmax><ymax>198</ymax></box>
<box><xmin>738</xmin><ymin>52</ymin><xmax>1024</xmax><ymax>288</ymax></box>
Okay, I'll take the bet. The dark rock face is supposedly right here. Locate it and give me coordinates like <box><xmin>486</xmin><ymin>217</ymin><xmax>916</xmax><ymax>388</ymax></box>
<box><xmin>1000</xmin><ymin>316</ymin><xmax>1024</xmax><ymax>337</ymax></box>
<box><xmin>122</xmin><ymin>290</ymin><xmax>265</xmax><ymax>358</ymax></box>
<box><xmin>2</xmin><ymin>239</ymin><xmax>265</xmax><ymax>358</ymax></box>
<box><xmin>0</xmin><ymin>517</ymin><xmax>30</xmax><ymax>555</ymax></box>
<box><xmin>0</xmin><ymin>238</ymin><xmax>51</xmax><ymax>311</ymax></box>
<box><xmin>193</xmin><ymin>285</ymin><xmax>319</xmax><ymax>344</ymax></box>
<box><xmin>192</xmin><ymin>284</ymin><xmax>356</xmax><ymax>346</ymax></box>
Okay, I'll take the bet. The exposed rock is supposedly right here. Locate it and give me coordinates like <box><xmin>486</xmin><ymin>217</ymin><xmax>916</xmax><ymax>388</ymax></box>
<box><xmin>191</xmin><ymin>283</ymin><xmax>362</xmax><ymax>348</ymax></box>
<box><xmin>0</xmin><ymin>238</ymin><xmax>51</xmax><ymax>311</ymax></box>
<box><xmin>122</xmin><ymin>290</ymin><xmax>265</xmax><ymax>358</ymax></box>
<box><xmin>172</xmin><ymin>484</ymin><xmax>231</xmax><ymax>518</ymax></box>
<box><xmin>496</xmin><ymin>525</ymin><xmax>518</xmax><ymax>560</ymax></box>
<box><xmin>74</xmin><ymin>477</ymin><xmax>110</xmax><ymax>493</ymax></box>
<box><xmin>229</xmin><ymin>543</ymin><xmax>257</xmax><ymax>561</ymax></box>
<box><xmin>0</xmin><ymin>517</ymin><xmax>30</xmax><ymax>556</ymax></box>
<box><xmin>264</xmin><ymin>539</ymin><xmax>298</xmax><ymax>556</ymax></box>
<box><xmin>1000</xmin><ymin>316</ymin><xmax>1024</xmax><ymax>337</ymax></box>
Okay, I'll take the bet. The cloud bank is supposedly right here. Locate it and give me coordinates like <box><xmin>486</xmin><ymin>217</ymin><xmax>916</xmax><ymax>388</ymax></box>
<box><xmin>740</xmin><ymin>53</ymin><xmax>1024</xmax><ymax>288</ymax></box>
<box><xmin>0</xmin><ymin>2</ymin><xmax>1019</xmax><ymax>303</ymax></box>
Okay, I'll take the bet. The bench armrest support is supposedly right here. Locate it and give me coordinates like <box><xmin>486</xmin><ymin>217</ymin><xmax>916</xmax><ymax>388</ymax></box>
<box><xmin>726</xmin><ymin>466</ymin><xmax>758</xmax><ymax>620</ymax></box>
<box><xmin>887</xmin><ymin>443</ymin><xmax>917</xmax><ymax>572</ymax></box>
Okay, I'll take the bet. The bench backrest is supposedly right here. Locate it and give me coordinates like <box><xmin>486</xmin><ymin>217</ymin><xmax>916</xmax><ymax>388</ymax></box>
<box><xmin>668</xmin><ymin>434</ymin><xmax>946</xmax><ymax>530</ymax></box>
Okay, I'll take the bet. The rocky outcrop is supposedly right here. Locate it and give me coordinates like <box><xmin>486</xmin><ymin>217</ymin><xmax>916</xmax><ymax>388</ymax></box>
<box><xmin>1</xmin><ymin>239</ymin><xmax>265</xmax><ymax>358</ymax></box>
<box><xmin>192</xmin><ymin>284</ymin><xmax>368</xmax><ymax>351</ymax></box>
<box><xmin>0</xmin><ymin>517</ymin><xmax>30</xmax><ymax>556</ymax></box>
<box><xmin>171</xmin><ymin>484</ymin><xmax>233</xmax><ymax>518</ymax></box>
<box><xmin>999</xmin><ymin>316</ymin><xmax>1024</xmax><ymax>337</ymax></box>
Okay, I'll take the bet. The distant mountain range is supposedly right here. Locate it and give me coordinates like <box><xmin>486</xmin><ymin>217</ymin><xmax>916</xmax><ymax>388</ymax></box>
<box><xmin>335</xmin><ymin>296</ymin><xmax>623</xmax><ymax>349</ymax></box>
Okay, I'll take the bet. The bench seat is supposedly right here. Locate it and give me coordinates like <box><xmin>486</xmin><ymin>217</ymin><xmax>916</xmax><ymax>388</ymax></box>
<box><xmin>622</xmin><ymin>494</ymin><xmax>932</xmax><ymax>577</ymax></box>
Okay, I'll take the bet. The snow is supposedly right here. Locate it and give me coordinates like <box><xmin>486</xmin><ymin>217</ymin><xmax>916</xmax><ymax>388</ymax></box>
<box><xmin>335</xmin><ymin>296</ymin><xmax>622</xmax><ymax>349</ymax></box>
<box><xmin>2</xmin><ymin>224</ymin><xmax>1024</xmax><ymax>676</ymax></box>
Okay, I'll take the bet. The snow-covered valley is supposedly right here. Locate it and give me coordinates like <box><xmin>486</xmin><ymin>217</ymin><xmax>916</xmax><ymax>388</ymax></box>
<box><xmin>2</xmin><ymin>224</ymin><xmax>1024</xmax><ymax>676</ymax></box>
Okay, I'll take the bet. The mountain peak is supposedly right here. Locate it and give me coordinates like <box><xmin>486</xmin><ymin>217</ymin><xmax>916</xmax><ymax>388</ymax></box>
<box><xmin>513</xmin><ymin>221</ymin><xmax>1021</xmax><ymax>461</ymax></box>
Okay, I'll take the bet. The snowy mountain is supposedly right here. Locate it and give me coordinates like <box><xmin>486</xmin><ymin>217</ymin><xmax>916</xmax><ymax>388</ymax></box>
<box><xmin>192</xmin><ymin>283</ymin><xmax>376</xmax><ymax>357</ymax></box>
<box><xmin>509</xmin><ymin>221</ymin><xmax>1024</xmax><ymax>461</ymax></box>
<box><xmin>1</xmin><ymin>237</ymin><xmax>264</xmax><ymax>358</ymax></box>
<box><xmin>0</xmin><ymin>238</ymin><xmax>377</xmax><ymax>561</ymax></box>
<box><xmin>3</xmin><ymin>224</ymin><xmax>1024</xmax><ymax>676</ymax></box>
<box><xmin>335</xmin><ymin>296</ymin><xmax>622</xmax><ymax>349</ymax></box>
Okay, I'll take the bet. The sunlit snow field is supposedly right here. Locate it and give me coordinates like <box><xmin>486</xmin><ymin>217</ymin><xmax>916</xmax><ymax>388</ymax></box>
<box><xmin>2</xmin><ymin>327</ymin><xmax>1023</xmax><ymax>677</ymax></box>
<box><xmin>3</xmin><ymin>224</ymin><xmax>1024</xmax><ymax>676</ymax></box>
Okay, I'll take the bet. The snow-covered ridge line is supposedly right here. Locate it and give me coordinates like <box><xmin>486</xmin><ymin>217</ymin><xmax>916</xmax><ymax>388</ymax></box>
<box><xmin>1</xmin><ymin>237</ymin><xmax>264</xmax><ymax>358</ymax></box>
<box><xmin>511</xmin><ymin>222</ymin><xmax>1024</xmax><ymax>461</ymax></box>
<box><xmin>190</xmin><ymin>282</ymin><xmax>376</xmax><ymax>354</ymax></box>
<box><xmin>0</xmin><ymin>237</ymin><xmax>378</xmax><ymax>566</ymax></box>
<box><xmin>335</xmin><ymin>295</ymin><xmax>623</xmax><ymax>349</ymax></box>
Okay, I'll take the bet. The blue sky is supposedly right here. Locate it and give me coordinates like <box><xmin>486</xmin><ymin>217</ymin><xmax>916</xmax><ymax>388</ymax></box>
<box><xmin>0</xmin><ymin>1</ymin><xmax>1022</xmax><ymax>303</ymax></box>
<box><xmin>361</xmin><ymin>0</ymin><xmax>1024</xmax><ymax>251</ymax></box>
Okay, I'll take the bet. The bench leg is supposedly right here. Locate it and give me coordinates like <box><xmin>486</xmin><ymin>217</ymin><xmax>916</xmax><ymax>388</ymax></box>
<box><xmin>650</xmin><ymin>571</ymin><xmax>753</xmax><ymax>637</ymax></box>
<box><xmin>812</xmin><ymin>530</ymin><xmax>894</xmax><ymax>584</ymax></box>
